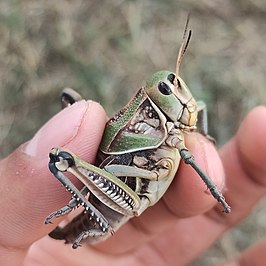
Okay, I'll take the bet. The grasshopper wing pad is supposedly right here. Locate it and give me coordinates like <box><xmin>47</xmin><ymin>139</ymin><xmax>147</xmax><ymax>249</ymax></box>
<box><xmin>100</xmin><ymin>88</ymin><xmax>168</xmax><ymax>154</ymax></box>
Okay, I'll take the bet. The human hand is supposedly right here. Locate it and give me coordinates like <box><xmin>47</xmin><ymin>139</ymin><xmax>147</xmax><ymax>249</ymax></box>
<box><xmin>0</xmin><ymin>100</ymin><xmax>265</xmax><ymax>266</ymax></box>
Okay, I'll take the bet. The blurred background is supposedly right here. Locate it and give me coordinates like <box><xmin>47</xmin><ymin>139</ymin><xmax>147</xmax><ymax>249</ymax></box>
<box><xmin>0</xmin><ymin>0</ymin><xmax>265</xmax><ymax>264</ymax></box>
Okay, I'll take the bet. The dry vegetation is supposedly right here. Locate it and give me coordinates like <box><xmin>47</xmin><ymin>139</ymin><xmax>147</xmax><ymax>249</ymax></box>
<box><xmin>0</xmin><ymin>0</ymin><xmax>266</xmax><ymax>265</ymax></box>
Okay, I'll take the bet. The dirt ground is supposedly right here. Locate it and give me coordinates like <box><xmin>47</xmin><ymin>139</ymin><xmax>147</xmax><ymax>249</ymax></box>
<box><xmin>0</xmin><ymin>1</ymin><xmax>266</xmax><ymax>265</ymax></box>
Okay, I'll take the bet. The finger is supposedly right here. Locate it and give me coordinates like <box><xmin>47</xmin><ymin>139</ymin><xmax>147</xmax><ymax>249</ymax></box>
<box><xmin>0</xmin><ymin>100</ymin><xmax>106</xmax><ymax>251</ymax></box>
<box><xmin>211</xmin><ymin>106</ymin><xmax>266</xmax><ymax>225</ymax></box>
<box><xmin>224</xmin><ymin>238</ymin><xmax>266</xmax><ymax>266</ymax></box>
<box><xmin>131</xmin><ymin>106</ymin><xmax>266</xmax><ymax>265</ymax></box>
<box><xmin>96</xmin><ymin>132</ymin><xmax>225</xmax><ymax>253</ymax></box>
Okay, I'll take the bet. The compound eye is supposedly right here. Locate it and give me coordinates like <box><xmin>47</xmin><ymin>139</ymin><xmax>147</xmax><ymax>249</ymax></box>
<box><xmin>167</xmin><ymin>73</ymin><xmax>176</xmax><ymax>84</ymax></box>
<box><xmin>158</xmin><ymin>81</ymin><xmax>172</xmax><ymax>95</ymax></box>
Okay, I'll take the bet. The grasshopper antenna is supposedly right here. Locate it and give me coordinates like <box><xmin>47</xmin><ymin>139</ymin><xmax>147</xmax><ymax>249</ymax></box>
<box><xmin>176</xmin><ymin>14</ymin><xmax>192</xmax><ymax>77</ymax></box>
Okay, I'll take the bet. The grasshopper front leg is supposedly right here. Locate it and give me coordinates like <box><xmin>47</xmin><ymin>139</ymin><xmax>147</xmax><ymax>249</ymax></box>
<box><xmin>197</xmin><ymin>101</ymin><xmax>216</xmax><ymax>143</ymax></box>
<box><xmin>177</xmin><ymin>143</ymin><xmax>231</xmax><ymax>213</ymax></box>
<box><xmin>166</xmin><ymin>128</ymin><xmax>231</xmax><ymax>213</ymax></box>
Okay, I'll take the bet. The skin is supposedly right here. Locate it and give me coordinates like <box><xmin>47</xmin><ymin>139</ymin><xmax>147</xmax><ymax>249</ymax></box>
<box><xmin>0</xmin><ymin>100</ymin><xmax>265</xmax><ymax>266</ymax></box>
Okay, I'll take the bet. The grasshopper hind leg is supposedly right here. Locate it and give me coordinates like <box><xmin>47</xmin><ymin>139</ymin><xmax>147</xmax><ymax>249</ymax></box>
<box><xmin>44</xmin><ymin>186</ymin><xmax>89</xmax><ymax>224</ymax></box>
<box><xmin>49</xmin><ymin>211</ymin><xmax>111</xmax><ymax>248</ymax></box>
<box><xmin>72</xmin><ymin>228</ymin><xmax>109</xmax><ymax>249</ymax></box>
<box><xmin>61</xmin><ymin>88</ymin><xmax>83</xmax><ymax>108</ymax></box>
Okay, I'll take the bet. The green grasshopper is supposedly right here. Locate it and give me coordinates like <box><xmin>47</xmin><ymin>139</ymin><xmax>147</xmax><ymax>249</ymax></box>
<box><xmin>45</xmin><ymin>18</ymin><xmax>231</xmax><ymax>249</ymax></box>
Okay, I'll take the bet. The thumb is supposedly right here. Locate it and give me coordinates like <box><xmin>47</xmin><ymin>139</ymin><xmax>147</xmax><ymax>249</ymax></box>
<box><xmin>0</xmin><ymin>100</ymin><xmax>106</xmax><ymax>250</ymax></box>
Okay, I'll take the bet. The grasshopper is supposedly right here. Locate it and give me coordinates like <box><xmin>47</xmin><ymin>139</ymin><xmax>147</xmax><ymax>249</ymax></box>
<box><xmin>45</xmin><ymin>18</ymin><xmax>231</xmax><ymax>249</ymax></box>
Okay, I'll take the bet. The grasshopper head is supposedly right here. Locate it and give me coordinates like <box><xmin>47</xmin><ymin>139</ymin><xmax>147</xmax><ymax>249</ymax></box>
<box><xmin>144</xmin><ymin>16</ymin><xmax>197</xmax><ymax>128</ymax></box>
<box><xmin>145</xmin><ymin>71</ymin><xmax>197</xmax><ymax>127</ymax></box>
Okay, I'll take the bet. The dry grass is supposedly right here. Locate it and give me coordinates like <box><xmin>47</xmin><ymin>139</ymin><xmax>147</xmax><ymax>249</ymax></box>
<box><xmin>0</xmin><ymin>0</ymin><xmax>266</xmax><ymax>264</ymax></box>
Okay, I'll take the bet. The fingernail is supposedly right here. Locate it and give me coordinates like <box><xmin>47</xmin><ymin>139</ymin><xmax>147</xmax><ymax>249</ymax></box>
<box><xmin>23</xmin><ymin>100</ymin><xmax>89</xmax><ymax>158</ymax></box>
